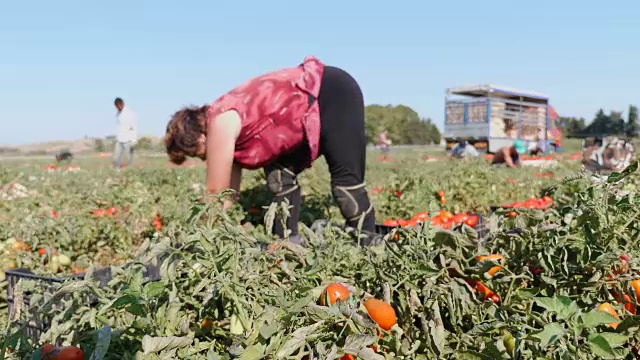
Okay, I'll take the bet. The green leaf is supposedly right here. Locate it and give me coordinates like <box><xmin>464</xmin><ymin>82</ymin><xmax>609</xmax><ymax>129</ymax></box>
<box><xmin>587</xmin><ymin>334</ymin><xmax>619</xmax><ymax>359</ymax></box>
<box><xmin>587</xmin><ymin>333</ymin><xmax>628</xmax><ymax>349</ymax></box>
<box><xmin>342</xmin><ymin>334</ymin><xmax>376</xmax><ymax>353</ymax></box>
<box><xmin>531</xmin><ymin>323</ymin><xmax>565</xmax><ymax>347</ymax></box>
<box><xmin>534</xmin><ymin>296</ymin><xmax>579</xmax><ymax>320</ymax></box>
<box><xmin>126</xmin><ymin>303</ymin><xmax>147</xmax><ymax>317</ymax></box>
<box><xmin>607</xmin><ymin>160</ymin><xmax>638</xmax><ymax>183</ymax></box>
<box><xmin>141</xmin><ymin>335</ymin><xmax>193</xmax><ymax>354</ymax></box>
<box><xmin>144</xmin><ymin>282</ymin><xmax>166</xmax><ymax>298</ymax></box>
<box><xmin>305</xmin><ymin>303</ymin><xmax>340</xmax><ymax>322</ymax></box>
<box><xmin>30</xmin><ymin>349</ymin><xmax>42</xmax><ymax>360</ymax></box>
<box><xmin>429</xmin><ymin>300</ymin><xmax>447</xmax><ymax>355</ymax></box>
<box><xmin>581</xmin><ymin>311</ymin><xmax>620</xmax><ymax>328</ymax></box>
<box><xmin>480</xmin><ymin>342</ymin><xmax>503</xmax><ymax>359</ymax></box>
<box><xmin>276</xmin><ymin>322</ymin><xmax>323</xmax><ymax>358</ymax></box>
<box><xmin>238</xmin><ymin>344</ymin><xmax>265</xmax><ymax>360</ymax></box>
<box><xmin>111</xmin><ymin>295</ymin><xmax>139</xmax><ymax>309</ymax></box>
<box><xmin>89</xmin><ymin>325</ymin><xmax>112</xmax><ymax>360</ymax></box>
<box><xmin>456</xmin><ymin>351</ymin><xmax>495</xmax><ymax>360</ymax></box>
<box><xmin>258</xmin><ymin>322</ymin><xmax>281</xmax><ymax>340</ymax></box>
<box><xmin>356</xmin><ymin>347</ymin><xmax>385</xmax><ymax>360</ymax></box>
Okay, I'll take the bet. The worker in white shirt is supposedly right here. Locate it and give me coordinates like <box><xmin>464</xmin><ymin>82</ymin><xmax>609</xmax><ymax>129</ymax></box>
<box><xmin>114</xmin><ymin>97</ymin><xmax>138</xmax><ymax>168</ymax></box>
<box><xmin>448</xmin><ymin>140</ymin><xmax>480</xmax><ymax>159</ymax></box>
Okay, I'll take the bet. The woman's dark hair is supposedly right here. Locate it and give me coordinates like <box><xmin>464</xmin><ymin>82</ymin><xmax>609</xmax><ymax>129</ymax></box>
<box><xmin>164</xmin><ymin>105</ymin><xmax>208</xmax><ymax>164</ymax></box>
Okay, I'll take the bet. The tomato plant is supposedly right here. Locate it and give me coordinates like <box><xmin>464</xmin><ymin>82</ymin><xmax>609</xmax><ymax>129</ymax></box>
<box><xmin>0</xmin><ymin>150</ymin><xmax>639</xmax><ymax>359</ymax></box>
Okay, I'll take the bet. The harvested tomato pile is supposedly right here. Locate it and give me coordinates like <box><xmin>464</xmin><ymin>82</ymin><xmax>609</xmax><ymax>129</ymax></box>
<box><xmin>501</xmin><ymin>196</ymin><xmax>554</xmax><ymax>210</ymax></box>
<box><xmin>520</xmin><ymin>155</ymin><xmax>556</xmax><ymax>161</ymax></box>
<box><xmin>382</xmin><ymin>210</ymin><xmax>479</xmax><ymax>230</ymax></box>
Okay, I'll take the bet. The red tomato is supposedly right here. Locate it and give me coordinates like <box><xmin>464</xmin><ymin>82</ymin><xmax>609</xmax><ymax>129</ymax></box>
<box><xmin>412</xmin><ymin>212</ymin><xmax>430</xmax><ymax>222</ymax></box>
<box><xmin>542</xmin><ymin>196</ymin><xmax>553</xmax><ymax>204</ymax></box>
<box><xmin>465</xmin><ymin>215</ymin><xmax>478</xmax><ymax>228</ymax></box>
<box><xmin>452</xmin><ymin>213</ymin><xmax>468</xmax><ymax>225</ymax></box>
<box><xmin>405</xmin><ymin>219</ymin><xmax>418</xmax><ymax>227</ymax></box>
<box><xmin>398</xmin><ymin>219</ymin><xmax>409</xmax><ymax>227</ymax></box>
<box><xmin>382</xmin><ymin>219</ymin><xmax>400</xmax><ymax>227</ymax></box>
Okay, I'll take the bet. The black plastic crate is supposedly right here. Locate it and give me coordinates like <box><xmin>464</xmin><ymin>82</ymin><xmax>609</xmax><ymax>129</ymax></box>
<box><xmin>5</xmin><ymin>267</ymin><xmax>110</xmax><ymax>343</ymax></box>
<box><xmin>375</xmin><ymin>214</ymin><xmax>489</xmax><ymax>240</ymax></box>
<box><xmin>5</xmin><ymin>260</ymin><xmax>161</xmax><ymax>342</ymax></box>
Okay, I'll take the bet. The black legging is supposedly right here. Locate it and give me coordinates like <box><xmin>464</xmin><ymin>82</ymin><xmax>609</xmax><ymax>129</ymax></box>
<box><xmin>264</xmin><ymin>66</ymin><xmax>375</xmax><ymax>237</ymax></box>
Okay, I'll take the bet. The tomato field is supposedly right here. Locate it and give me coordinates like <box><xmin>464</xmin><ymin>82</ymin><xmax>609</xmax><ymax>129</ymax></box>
<box><xmin>1</xmin><ymin>143</ymin><xmax>640</xmax><ymax>359</ymax></box>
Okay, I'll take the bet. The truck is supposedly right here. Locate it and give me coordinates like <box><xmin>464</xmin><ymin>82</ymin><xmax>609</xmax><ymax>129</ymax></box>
<box><xmin>443</xmin><ymin>84</ymin><xmax>560</xmax><ymax>153</ymax></box>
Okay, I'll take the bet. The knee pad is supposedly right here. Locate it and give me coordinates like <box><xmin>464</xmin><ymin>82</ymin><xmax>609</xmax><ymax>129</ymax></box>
<box><xmin>266</xmin><ymin>166</ymin><xmax>299</xmax><ymax>197</ymax></box>
<box><xmin>331</xmin><ymin>183</ymin><xmax>373</xmax><ymax>223</ymax></box>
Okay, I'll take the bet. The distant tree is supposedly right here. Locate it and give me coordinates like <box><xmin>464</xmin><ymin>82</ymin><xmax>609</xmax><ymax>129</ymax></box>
<box><xmin>364</xmin><ymin>104</ymin><xmax>440</xmax><ymax>145</ymax></box>
<box><xmin>94</xmin><ymin>139</ymin><xmax>106</xmax><ymax>152</ymax></box>
<box><xmin>561</xmin><ymin>116</ymin><xmax>587</xmax><ymax>135</ymax></box>
<box><xmin>609</xmin><ymin>111</ymin><xmax>625</xmax><ymax>135</ymax></box>
<box><xmin>627</xmin><ymin>105</ymin><xmax>639</xmax><ymax>137</ymax></box>
<box><xmin>135</xmin><ymin>136</ymin><xmax>154</xmax><ymax>150</ymax></box>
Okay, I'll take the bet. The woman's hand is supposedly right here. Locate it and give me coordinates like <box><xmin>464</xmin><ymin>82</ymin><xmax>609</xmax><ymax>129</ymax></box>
<box><xmin>205</xmin><ymin>111</ymin><xmax>242</xmax><ymax>204</ymax></box>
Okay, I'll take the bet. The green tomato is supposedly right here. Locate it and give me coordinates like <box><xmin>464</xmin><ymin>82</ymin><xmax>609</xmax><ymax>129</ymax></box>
<box><xmin>58</xmin><ymin>254</ymin><xmax>71</xmax><ymax>266</ymax></box>
<box><xmin>503</xmin><ymin>333</ymin><xmax>516</xmax><ymax>355</ymax></box>
<box><xmin>49</xmin><ymin>256</ymin><xmax>60</xmax><ymax>273</ymax></box>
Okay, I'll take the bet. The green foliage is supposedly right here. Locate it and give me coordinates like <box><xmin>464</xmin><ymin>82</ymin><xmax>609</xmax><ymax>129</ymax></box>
<box><xmin>627</xmin><ymin>105</ymin><xmax>638</xmax><ymax>137</ymax></box>
<box><xmin>94</xmin><ymin>139</ymin><xmax>106</xmax><ymax>152</ymax></box>
<box><xmin>569</xmin><ymin>105</ymin><xmax>640</xmax><ymax>137</ymax></box>
<box><xmin>365</xmin><ymin>104</ymin><xmax>440</xmax><ymax>145</ymax></box>
<box><xmin>134</xmin><ymin>136</ymin><xmax>155</xmax><ymax>151</ymax></box>
<box><xmin>1</xmin><ymin>152</ymin><xmax>640</xmax><ymax>358</ymax></box>
<box><xmin>561</xmin><ymin>116</ymin><xmax>587</xmax><ymax>136</ymax></box>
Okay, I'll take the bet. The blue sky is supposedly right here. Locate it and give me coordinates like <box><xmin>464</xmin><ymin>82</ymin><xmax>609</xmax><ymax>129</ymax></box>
<box><xmin>1</xmin><ymin>1</ymin><xmax>638</xmax><ymax>145</ymax></box>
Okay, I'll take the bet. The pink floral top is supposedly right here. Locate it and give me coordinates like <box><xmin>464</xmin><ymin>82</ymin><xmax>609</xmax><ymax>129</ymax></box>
<box><xmin>206</xmin><ymin>56</ymin><xmax>325</xmax><ymax>170</ymax></box>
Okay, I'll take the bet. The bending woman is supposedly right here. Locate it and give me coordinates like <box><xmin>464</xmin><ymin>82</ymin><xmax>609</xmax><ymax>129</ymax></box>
<box><xmin>164</xmin><ymin>56</ymin><xmax>378</xmax><ymax>245</ymax></box>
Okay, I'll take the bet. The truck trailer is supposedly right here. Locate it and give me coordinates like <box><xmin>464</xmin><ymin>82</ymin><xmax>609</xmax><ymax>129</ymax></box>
<box><xmin>443</xmin><ymin>84</ymin><xmax>559</xmax><ymax>154</ymax></box>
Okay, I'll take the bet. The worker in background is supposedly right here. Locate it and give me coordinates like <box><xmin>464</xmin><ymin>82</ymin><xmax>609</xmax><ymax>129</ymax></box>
<box><xmin>114</xmin><ymin>97</ymin><xmax>138</xmax><ymax>169</ymax></box>
<box><xmin>550</xmin><ymin>127</ymin><xmax>562</xmax><ymax>152</ymax></box>
<box><xmin>529</xmin><ymin>128</ymin><xmax>546</xmax><ymax>155</ymax></box>
<box><xmin>448</xmin><ymin>140</ymin><xmax>479</xmax><ymax>159</ymax></box>
<box><xmin>55</xmin><ymin>151</ymin><xmax>74</xmax><ymax>163</ymax></box>
<box><xmin>377</xmin><ymin>130</ymin><xmax>391</xmax><ymax>160</ymax></box>
<box><xmin>491</xmin><ymin>140</ymin><xmax>527</xmax><ymax>168</ymax></box>
<box><xmin>582</xmin><ymin>138</ymin><xmax>614</xmax><ymax>173</ymax></box>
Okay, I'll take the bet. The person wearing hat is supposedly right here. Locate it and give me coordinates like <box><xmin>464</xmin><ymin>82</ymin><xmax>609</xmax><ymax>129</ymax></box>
<box><xmin>491</xmin><ymin>140</ymin><xmax>526</xmax><ymax>168</ymax></box>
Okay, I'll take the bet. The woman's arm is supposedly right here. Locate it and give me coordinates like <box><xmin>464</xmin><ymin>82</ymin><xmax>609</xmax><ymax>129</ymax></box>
<box><xmin>229</xmin><ymin>162</ymin><xmax>243</xmax><ymax>202</ymax></box>
<box><xmin>205</xmin><ymin>110</ymin><xmax>242</xmax><ymax>207</ymax></box>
